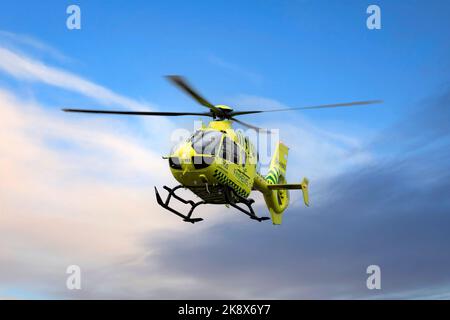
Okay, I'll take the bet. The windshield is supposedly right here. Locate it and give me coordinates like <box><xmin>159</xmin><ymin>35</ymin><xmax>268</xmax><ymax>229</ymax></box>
<box><xmin>191</xmin><ymin>130</ymin><xmax>223</xmax><ymax>155</ymax></box>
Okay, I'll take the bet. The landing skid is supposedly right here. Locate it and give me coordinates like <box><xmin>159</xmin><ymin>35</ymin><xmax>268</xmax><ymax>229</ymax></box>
<box><xmin>154</xmin><ymin>185</ymin><xmax>270</xmax><ymax>223</ymax></box>
<box><xmin>154</xmin><ymin>185</ymin><xmax>205</xmax><ymax>224</ymax></box>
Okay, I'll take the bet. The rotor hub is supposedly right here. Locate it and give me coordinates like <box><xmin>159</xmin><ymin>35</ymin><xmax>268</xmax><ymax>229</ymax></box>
<box><xmin>214</xmin><ymin>105</ymin><xmax>233</xmax><ymax>119</ymax></box>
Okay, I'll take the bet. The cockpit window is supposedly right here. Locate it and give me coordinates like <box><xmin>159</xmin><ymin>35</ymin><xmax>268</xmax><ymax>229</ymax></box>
<box><xmin>170</xmin><ymin>138</ymin><xmax>186</xmax><ymax>154</ymax></box>
<box><xmin>191</xmin><ymin>130</ymin><xmax>223</xmax><ymax>155</ymax></box>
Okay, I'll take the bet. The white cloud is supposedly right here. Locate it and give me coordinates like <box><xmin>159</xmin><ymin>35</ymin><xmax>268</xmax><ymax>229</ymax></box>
<box><xmin>0</xmin><ymin>88</ymin><xmax>171</xmax><ymax>251</ymax></box>
<box><xmin>0</xmin><ymin>87</ymin><xmax>214</xmax><ymax>298</ymax></box>
<box><xmin>0</xmin><ymin>43</ymin><xmax>178</xmax><ymax>161</ymax></box>
<box><xmin>0</xmin><ymin>46</ymin><xmax>154</xmax><ymax>110</ymax></box>
<box><xmin>0</xmin><ymin>30</ymin><xmax>72</xmax><ymax>63</ymax></box>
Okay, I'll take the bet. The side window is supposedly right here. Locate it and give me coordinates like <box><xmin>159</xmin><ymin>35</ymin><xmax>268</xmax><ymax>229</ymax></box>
<box><xmin>232</xmin><ymin>142</ymin><xmax>239</xmax><ymax>164</ymax></box>
<box><xmin>221</xmin><ymin>137</ymin><xmax>228</xmax><ymax>161</ymax></box>
<box><xmin>221</xmin><ymin>137</ymin><xmax>240</xmax><ymax>164</ymax></box>
<box><xmin>241</xmin><ymin>149</ymin><xmax>246</xmax><ymax>166</ymax></box>
<box><xmin>191</xmin><ymin>130</ymin><xmax>222</xmax><ymax>155</ymax></box>
<box><xmin>221</xmin><ymin>137</ymin><xmax>232</xmax><ymax>162</ymax></box>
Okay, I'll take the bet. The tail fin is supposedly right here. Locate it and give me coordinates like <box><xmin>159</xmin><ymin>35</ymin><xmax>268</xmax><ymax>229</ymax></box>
<box><xmin>266</xmin><ymin>142</ymin><xmax>288</xmax><ymax>184</ymax></box>
<box><xmin>264</xmin><ymin>142</ymin><xmax>290</xmax><ymax>224</ymax></box>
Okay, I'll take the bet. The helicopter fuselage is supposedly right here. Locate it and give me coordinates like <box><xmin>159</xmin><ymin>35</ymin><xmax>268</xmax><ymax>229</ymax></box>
<box><xmin>168</xmin><ymin>120</ymin><xmax>257</xmax><ymax>204</ymax></box>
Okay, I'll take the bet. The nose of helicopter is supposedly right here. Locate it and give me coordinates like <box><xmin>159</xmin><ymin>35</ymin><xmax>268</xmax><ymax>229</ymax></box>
<box><xmin>173</xmin><ymin>142</ymin><xmax>195</xmax><ymax>168</ymax></box>
<box><xmin>168</xmin><ymin>139</ymin><xmax>217</xmax><ymax>188</ymax></box>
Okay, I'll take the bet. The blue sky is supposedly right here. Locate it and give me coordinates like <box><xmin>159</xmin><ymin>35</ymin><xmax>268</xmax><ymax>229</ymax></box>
<box><xmin>2</xmin><ymin>0</ymin><xmax>449</xmax><ymax>128</ymax></box>
<box><xmin>0</xmin><ymin>0</ymin><xmax>450</xmax><ymax>299</ymax></box>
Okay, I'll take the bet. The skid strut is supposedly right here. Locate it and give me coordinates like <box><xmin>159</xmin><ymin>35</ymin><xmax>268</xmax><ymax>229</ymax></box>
<box><xmin>223</xmin><ymin>187</ymin><xmax>270</xmax><ymax>222</ymax></box>
<box><xmin>154</xmin><ymin>185</ymin><xmax>205</xmax><ymax>224</ymax></box>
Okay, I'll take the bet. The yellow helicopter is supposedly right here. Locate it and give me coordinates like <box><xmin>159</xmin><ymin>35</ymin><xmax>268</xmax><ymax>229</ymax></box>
<box><xmin>63</xmin><ymin>76</ymin><xmax>382</xmax><ymax>225</ymax></box>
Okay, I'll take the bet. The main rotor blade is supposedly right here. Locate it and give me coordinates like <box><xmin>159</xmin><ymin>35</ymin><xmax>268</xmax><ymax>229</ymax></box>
<box><xmin>230</xmin><ymin>100</ymin><xmax>383</xmax><ymax>116</ymax></box>
<box><xmin>231</xmin><ymin>117</ymin><xmax>273</xmax><ymax>133</ymax></box>
<box><xmin>62</xmin><ymin>108</ymin><xmax>212</xmax><ymax>117</ymax></box>
<box><xmin>165</xmin><ymin>75</ymin><xmax>220</xmax><ymax>114</ymax></box>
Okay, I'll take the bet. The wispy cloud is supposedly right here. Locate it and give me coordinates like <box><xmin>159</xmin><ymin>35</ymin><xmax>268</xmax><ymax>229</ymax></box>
<box><xmin>0</xmin><ymin>43</ymin><xmax>175</xmax><ymax>146</ymax></box>
<box><xmin>0</xmin><ymin>30</ymin><xmax>71</xmax><ymax>63</ymax></box>
<box><xmin>208</xmin><ymin>55</ymin><xmax>263</xmax><ymax>85</ymax></box>
<box><xmin>0</xmin><ymin>46</ymin><xmax>159</xmax><ymax>111</ymax></box>
<box><xmin>0</xmin><ymin>87</ymin><xmax>191</xmax><ymax>299</ymax></box>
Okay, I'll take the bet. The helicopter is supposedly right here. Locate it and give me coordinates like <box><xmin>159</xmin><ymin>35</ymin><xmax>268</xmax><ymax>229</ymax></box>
<box><xmin>63</xmin><ymin>76</ymin><xmax>382</xmax><ymax>225</ymax></box>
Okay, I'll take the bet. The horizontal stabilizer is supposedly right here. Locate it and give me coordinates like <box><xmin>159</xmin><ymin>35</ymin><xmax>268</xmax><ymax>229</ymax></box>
<box><xmin>267</xmin><ymin>178</ymin><xmax>309</xmax><ymax>206</ymax></box>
